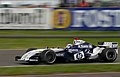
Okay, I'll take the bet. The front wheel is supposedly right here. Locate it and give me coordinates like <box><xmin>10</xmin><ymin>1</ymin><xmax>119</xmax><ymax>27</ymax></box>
<box><xmin>41</xmin><ymin>50</ymin><xmax>56</xmax><ymax>64</ymax></box>
<box><xmin>100</xmin><ymin>48</ymin><xmax>117</xmax><ymax>62</ymax></box>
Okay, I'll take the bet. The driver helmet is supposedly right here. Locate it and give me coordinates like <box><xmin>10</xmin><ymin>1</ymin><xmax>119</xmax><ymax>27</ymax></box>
<box><xmin>73</xmin><ymin>38</ymin><xmax>85</xmax><ymax>45</ymax></box>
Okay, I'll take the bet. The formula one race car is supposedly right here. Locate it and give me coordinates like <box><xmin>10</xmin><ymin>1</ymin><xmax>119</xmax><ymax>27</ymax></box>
<box><xmin>15</xmin><ymin>38</ymin><xmax>118</xmax><ymax>64</ymax></box>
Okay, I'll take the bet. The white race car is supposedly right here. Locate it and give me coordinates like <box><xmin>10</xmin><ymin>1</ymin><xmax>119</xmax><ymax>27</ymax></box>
<box><xmin>15</xmin><ymin>38</ymin><xmax>118</xmax><ymax>64</ymax></box>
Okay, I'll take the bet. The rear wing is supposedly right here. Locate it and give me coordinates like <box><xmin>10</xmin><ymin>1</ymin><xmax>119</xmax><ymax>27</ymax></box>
<box><xmin>98</xmin><ymin>42</ymin><xmax>118</xmax><ymax>49</ymax></box>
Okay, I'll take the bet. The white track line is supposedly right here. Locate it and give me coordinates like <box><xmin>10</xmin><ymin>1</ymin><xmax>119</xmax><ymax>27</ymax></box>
<box><xmin>0</xmin><ymin>62</ymin><xmax>120</xmax><ymax>67</ymax></box>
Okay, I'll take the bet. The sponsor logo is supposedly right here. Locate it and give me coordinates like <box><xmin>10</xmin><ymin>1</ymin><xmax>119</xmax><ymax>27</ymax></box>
<box><xmin>53</xmin><ymin>9</ymin><xmax>71</xmax><ymax>28</ymax></box>
<box><xmin>56</xmin><ymin>53</ymin><xmax>64</xmax><ymax>56</ymax></box>
<box><xmin>79</xmin><ymin>45</ymin><xmax>92</xmax><ymax>48</ymax></box>
<box><xmin>112</xmin><ymin>44</ymin><xmax>118</xmax><ymax>48</ymax></box>
<box><xmin>104</xmin><ymin>42</ymin><xmax>118</xmax><ymax>48</ymax></box>
<box><xmin>68</xmin><ymin>49</ymin><xmax>79</xmax><ymax>53</ymax></box>
<box><xmin>0</xmin><ymin>9</ymin><xmax>46</xmax><ymax>24</ymax></box>
<box><xmin>76</xmin><ymin>53</ymin><xmax>83</xmax><ymax>60</ymax></box>
<box><xmin>74</xmin><ymin>52</ymin><xmax>85</xmax><ymax>60</ymax></box>
<box><xmin>53</xmin><ymin>9</ymin><xmax>120</xmax><ymax>29</ymax></box>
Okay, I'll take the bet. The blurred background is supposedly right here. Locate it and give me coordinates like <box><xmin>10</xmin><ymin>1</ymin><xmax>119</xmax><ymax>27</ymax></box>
<box><xmin>0</xmin><ymin>0</ymin><xmax>119</xmax><ymax>49</ymax></box>
<box><xmin>0</xmin><ymin>0</ymin><xmax>120</xmax><ymax>8</ymax></box>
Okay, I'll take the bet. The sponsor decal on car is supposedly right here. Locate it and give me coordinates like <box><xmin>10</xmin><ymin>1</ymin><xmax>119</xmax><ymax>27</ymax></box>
<box><xmin>79</xmin><ymin>45</ymin><xmax>92</xmax><ymax>48</ymax></box>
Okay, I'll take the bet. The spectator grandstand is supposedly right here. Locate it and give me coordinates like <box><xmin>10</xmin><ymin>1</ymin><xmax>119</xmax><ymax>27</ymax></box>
<box><xmin>0</xmin><ymin>0</ymin><xmax>60</xmax><ymax>8</ymax></box>
<box><xmin>60</xmin><ymin>0</ymin><xmax>120</xmax><ymax>7</ymax></box>
<box><xmin>0</xmin><ymin>0</ymin><xmax>120</xmax><ymax>8</ymax></box>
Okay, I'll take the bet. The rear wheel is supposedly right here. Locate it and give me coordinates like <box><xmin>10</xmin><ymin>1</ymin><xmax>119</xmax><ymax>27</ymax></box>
<box><xmin>100</xmin><ymin>48</ymin><xmax>117</xmax><ymax>62</ymax></box>
<box><xmin>41</xmin><ymin>50</ymin><xmax>56</xmax><ymax>64</ymax></box>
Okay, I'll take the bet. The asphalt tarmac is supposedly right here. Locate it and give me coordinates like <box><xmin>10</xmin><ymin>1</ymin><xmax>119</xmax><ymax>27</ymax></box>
<box><xmin>1</xmin><ymin>72</ymin><xmax>120</xmax><ymax>77</ymax></box>
<box><xmin>0</xmin><ymin>49</ymin><xmax>120</xmax><ymax>77</ymax></box>
<box><xmin>0</xmin><ymin>49</ymin><xmax>119</xmax><ymax>66</ymax></box>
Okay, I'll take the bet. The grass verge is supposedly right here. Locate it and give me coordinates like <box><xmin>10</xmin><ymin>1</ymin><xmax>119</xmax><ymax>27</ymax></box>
<box><xmin>0</xmin><ymin>38</ymin><xmax>119</xmax><ymax>49</ymax></box>
<box><xmin>0</xmin><ymin>30</ymin><xmax>119</xmax><ymax>36</ymax></box>
<box><xmin>0</xmin><ymin>30</ymin><xmax>118</xmax><ymax>49</ymax></box>
<box><xmin>0</xmin><ymin>64</ymin><xmax>120</xmax><ymax>76</ymax></box>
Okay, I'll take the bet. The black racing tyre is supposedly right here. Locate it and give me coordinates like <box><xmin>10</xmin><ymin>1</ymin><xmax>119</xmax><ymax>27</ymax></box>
<box><xmin>41</xmin><ymin>50</ymin><xmax>56</xmax><ymax>64</ymax></box>
<box><xmin>100</xmin><ymin>48</ymin><xmax>117</xmax><ymax>62</ymax></box>
<box><xmin>26</xmin><ymin>48</ymin><xmax>37</xmax><ymax>53</ymax></box>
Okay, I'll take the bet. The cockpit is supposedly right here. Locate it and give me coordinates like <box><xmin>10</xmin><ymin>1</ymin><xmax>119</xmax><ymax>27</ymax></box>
<box><xmin>66</xmin><ymin>39</ymin><xmax>86</xmax><ymax>49</ymax></box>
<box><xmin>73</xmin><ymin>40</ymin><xmax>85</xmax><ymax>45</ymax></box>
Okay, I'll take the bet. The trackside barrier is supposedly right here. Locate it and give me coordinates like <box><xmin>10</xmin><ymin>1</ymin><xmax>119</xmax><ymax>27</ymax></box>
<box><xmin>53</xmin><ymin>8</ymin><xmax>120</xmax><ymax>30</ymax></box>
<box><xmin>0</xmin><ymin>8</ymin><xmax>120</xmax><ymax>30</ymax></box>
<box><xmin>0</xmin><ymin>8</ymin><xmax>51</xmax><ymax>29</ymax></box>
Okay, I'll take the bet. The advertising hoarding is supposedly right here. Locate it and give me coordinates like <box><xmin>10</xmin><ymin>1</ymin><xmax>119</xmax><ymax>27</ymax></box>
<box><xmin>0</xmin><ymin>8</ymin><xmax>51</xmax><ymax>29</ymax></box>
<box><xmin>53</xmin><ymin>8</ymin><xmax>120</xmax><ymax>30</ymax></box>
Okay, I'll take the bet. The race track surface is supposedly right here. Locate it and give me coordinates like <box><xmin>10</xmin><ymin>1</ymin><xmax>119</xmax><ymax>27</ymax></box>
<box><xmin>0</xmin><ymin>50</ymin><xmax>25</xmax><ymax>66</ymax></box>
<box><xmin>0</xmin><ymin>49</ymin><xmax>120</xmax><ymax>77</ymax></box>
<box><xmin>2</xmin><ymin>72</ymin><xmax>120</xmax><ymax>77</ymax></box>
<box><xmin>0</xmin><ymin>48</ymin><xmax>120</xmax><ymax>66</ymax></box>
